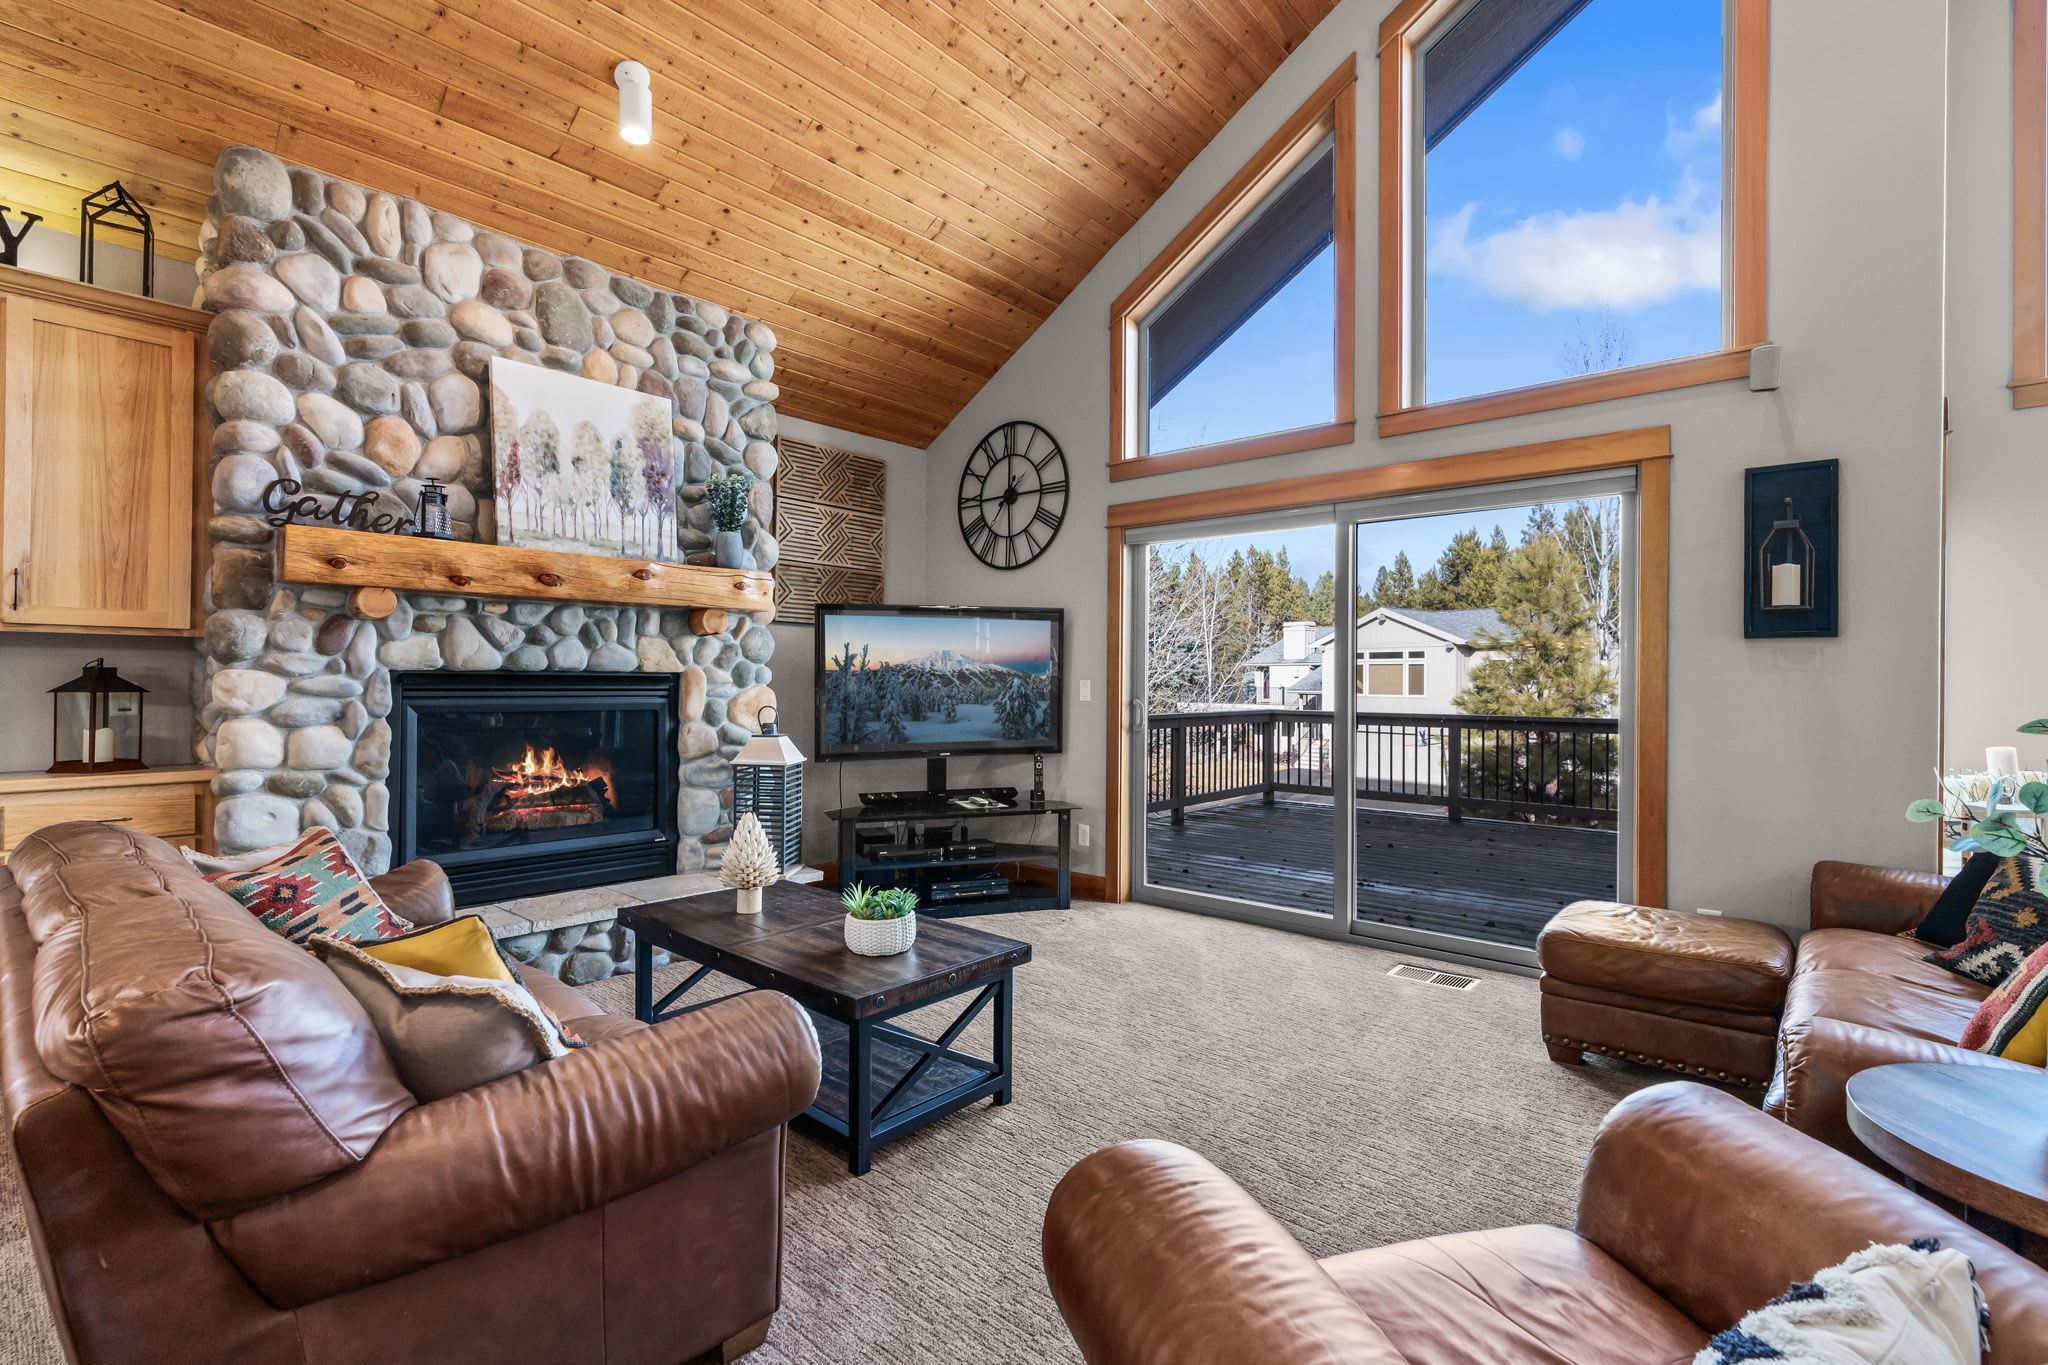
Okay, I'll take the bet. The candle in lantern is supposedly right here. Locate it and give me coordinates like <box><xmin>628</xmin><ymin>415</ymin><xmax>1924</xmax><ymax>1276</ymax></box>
<box><xmin>1769</xmin><ymin>560</ymin><xmax>1803</xmax><ymax>608</ymax></box>
<box><xmin>82</xmin><ymin>726</ymin><xmax>116</xmax><ymax>763</ymax></box>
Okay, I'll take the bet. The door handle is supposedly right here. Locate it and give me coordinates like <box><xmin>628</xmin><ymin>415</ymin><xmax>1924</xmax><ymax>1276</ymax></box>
<box><xmin>9</xmin><ymin>567</ymin><xmax>17</xmax><ymax>612</ymax></box>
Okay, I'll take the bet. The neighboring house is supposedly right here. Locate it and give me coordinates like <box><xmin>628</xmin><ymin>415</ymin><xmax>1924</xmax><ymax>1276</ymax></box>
<box><xmin>1249</xmin><ymin>609</ymin><xmax>1506</xmax><ymax>713</ymax></box>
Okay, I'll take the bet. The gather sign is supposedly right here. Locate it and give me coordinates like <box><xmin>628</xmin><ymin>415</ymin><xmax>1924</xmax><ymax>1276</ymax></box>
<box><xmin>260</xmin><ymin>478</ymin><xmax>417</xmax><ymax>535</ymax></box>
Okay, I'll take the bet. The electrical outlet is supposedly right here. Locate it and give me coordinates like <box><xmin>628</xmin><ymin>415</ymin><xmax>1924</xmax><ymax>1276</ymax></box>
<box><xmin>1076</xmin><ymin>823</ymin><xmax>1091</xmax><ymax>848</ymax></box>
<box><xmin>1078</xmin><ymin>679</ymin><xmax>1092</xmax><ymax>702</ymax></box>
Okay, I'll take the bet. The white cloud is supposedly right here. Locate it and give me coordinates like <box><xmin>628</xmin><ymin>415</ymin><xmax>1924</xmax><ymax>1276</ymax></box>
<box><xmin>1553</xmin><ymin>127</ymin><xmax>1586</xmax><ymax>161</ymax></box>
<box><xmin>1665</xmin><ymin>93</ymin><xmax>1722</xmax><ymax>160</ymax></box>
<box><xmin>1428</xmin><ymin>178</ymin><xmax>1720</xmax><ymax>311</ymax></box>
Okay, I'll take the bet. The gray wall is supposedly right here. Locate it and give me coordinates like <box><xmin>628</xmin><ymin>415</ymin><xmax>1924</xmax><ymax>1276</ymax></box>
<box><xmin>913</xmin><ymin>0</ymin><xmax>1950</xmax><ymax>931</ymax></box>
<box><xmin>0</xmin><ymin>229</ymin><xmax>202</xmax><ymax>775</ymax></box>
<box><xmin>1945</xmin><ymin>2</ymin><xmax>2039</xmax><ymax>796</ymax></box>
<box><xmin>10</xmin><ymin>223</ymin><xmax>200</xmax><ymax>306</ymax></box>
<box><xmin>765</xmin><ymin>415</ymin><xmax>934</xmax><ymax>865</ymax></box>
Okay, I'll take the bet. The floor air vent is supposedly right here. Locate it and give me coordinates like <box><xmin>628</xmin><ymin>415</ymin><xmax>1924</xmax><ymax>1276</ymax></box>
<box><xmin>1388</xmin><ymin>963</ymin><xmax>1480</xmax><ymax>991</ymax></box>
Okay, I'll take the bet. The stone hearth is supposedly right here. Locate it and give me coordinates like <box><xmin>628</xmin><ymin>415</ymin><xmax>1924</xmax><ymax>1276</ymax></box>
<box><xmin>191</xmin><ymin>146</ymin><xmax>785</xmax><ymax>978</ymax></box>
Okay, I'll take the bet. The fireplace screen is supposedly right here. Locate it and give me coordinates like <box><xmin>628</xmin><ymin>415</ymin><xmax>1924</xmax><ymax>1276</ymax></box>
<box><xmin>391</xmin><ymin>672</ymin><xmax>681</xmax><ymax>905</ymax></box>
<box><xmin>412</xmin><ymin>707</ymin><xmax>660</xmax><ymax>856</ymax></box>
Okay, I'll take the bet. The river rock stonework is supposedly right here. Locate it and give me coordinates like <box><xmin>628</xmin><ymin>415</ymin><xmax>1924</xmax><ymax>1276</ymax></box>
<box><xmin>192</xmin><ymin>147</ymin><xmax>779</xmax><ymax>951</ymax></box>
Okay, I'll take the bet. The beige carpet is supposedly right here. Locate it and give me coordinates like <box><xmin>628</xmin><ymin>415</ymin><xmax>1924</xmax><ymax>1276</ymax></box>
<box><xmin>1</xmin><ymin>901</ymin><xmax>1659</xmax><ymax>1363</ymax></box>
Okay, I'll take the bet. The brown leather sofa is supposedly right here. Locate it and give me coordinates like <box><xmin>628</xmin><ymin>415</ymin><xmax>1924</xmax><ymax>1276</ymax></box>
<box><xmin>1767</xmin><ymin>859</ymin><xmax>2037</xmax><ymax>1155</ymax></box>
<box><xmin>1</xmin><ymin>822</ymin><xmax>822</xmax><ymax>1365</ymax></box>
<box><xmin>1043</xmin><ymin>1081</ymin><xmax>2048</xmax><ymax>1364</ymax></box>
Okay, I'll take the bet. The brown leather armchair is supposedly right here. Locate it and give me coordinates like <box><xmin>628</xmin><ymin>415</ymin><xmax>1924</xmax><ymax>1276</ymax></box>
<box><xmin>1766</xmin><ymin>859</ymin><xmax>2036</xmax><ymax>1155</ymax></box>
<box><xmin>1043</xmin><ymin>1082</ymin><xmax>2048</xmax><ymax>1364</ymax></box>
<box><xmin>2</xmin><ymin>822</ymin><xmax>822</xmax><ymax>1365</ymax></box>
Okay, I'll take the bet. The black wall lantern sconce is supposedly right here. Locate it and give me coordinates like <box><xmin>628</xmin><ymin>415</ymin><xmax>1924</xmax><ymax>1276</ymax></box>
<box><xmin>78</xmin><ymin>182</ymin><xmax>155</xmax><ymax>298</ymax></box>
<box><xmin>1744</xmin><ymin>459</ymin><xmax>1838</xmax><ymax>639</ymax></box>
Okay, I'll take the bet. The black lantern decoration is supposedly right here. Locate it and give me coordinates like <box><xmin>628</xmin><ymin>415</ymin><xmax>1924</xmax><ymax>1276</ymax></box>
<box><xmin>1744</xmin><ymin>459</ymin><xmax>1839</xmax><ymax>639</ymax></box>
<box><xmin>732</xmin><ymin>706</ymin><xmax>805</xmax><ymax>875</ymax></box>
<box><xmin>78</xmin><ymin>182</ymin><xmax>155</xmax><ymax>298</ymax></box>
<box><xmin>48</xmin><ymin>659</ymin><xmax>148</xmax><ymax>775</ymax></box>
<box><xmin>1758</xmin><ymin>499</ymin><xmax>1814</xmax><ymax>613</ymax></box>
<box><xmin>414</xmin><ymin>477</ymin><xmax>454</xmax><ymax>539</ymax></box>
<box><xmin>0</xmin><ymin>205</ymin><xmax>40</xmax><ymax>267</ymax></box>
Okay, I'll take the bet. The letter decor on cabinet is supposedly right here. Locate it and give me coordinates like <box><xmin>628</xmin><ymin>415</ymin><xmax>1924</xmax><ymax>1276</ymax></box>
<box><xmin>0</xmin><ymin>265</ymin><xmax>206</xmax><ymax>635</ymax></box>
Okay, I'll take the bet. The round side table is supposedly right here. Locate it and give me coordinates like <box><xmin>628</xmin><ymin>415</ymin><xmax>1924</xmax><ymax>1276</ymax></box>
<box><xmin>1845</xmin><ymin>1061</ymin><xmax>2048</xmax><ymax>1247</ymax></box>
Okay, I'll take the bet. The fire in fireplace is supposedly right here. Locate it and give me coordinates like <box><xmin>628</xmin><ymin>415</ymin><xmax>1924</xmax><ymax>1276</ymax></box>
<box><xmin>391</xmin><ymin>672</ymin><xmax>681</xmax><ymax>906</ymax></box>
<box><xmin>473</xmin><ymin>745</ymin><xmax>616</xmax><ymax>833</ymax></box>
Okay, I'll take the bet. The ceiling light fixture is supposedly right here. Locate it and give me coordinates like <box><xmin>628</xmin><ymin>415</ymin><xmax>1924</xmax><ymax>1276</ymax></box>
<box><xmin>614</xmin><ymin>61</ymin><xmax>652</xmax><ymax>145</ymax></box>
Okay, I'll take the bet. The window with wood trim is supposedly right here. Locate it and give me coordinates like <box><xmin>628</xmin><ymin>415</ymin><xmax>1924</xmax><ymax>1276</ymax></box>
<box><xmin>1362</xmin><ymin>650</ymin><xmax>1428</xmax><ymax>696</ymax></box>
<box><xmin>2016</xmin><ymin>0</ymin><xmax>2048</xmax><ymax>408</ymax></box>
<box><xmin>1111</xmin><ymin>59</ymin><xmax>1357</xmax><ymax>480</ymax></box>
<box><xmin>1378</xmin><ymin>0</ymin><xmax>1768</xmax><ymax>437</ymax></box>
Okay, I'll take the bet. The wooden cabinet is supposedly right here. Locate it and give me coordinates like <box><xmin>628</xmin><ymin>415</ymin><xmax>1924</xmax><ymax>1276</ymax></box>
<box><xmin>0</xmin><ymin>267</ymin><xmax>207</xmax><ymax>635</ymax></box>
<box><xmin>0</xmin><ymin>766</ymin><xmax>217</xmax><ymax>862</ymax></box>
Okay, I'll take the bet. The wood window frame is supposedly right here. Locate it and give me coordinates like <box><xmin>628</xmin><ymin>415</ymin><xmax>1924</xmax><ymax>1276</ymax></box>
<box><xmin>1376</xmin><ymin>0</ymin><xmax>1770</xmax><ymax>437</ymax></box>
<box><xmin>2016</xmin><ymin>0</ymin><xmax>2048</xmax><ymax>407</ymax></box>
<box><xmin>1109</xmin><ymin>58</ymin><xmax>1358</xmax><ymax>482</ymax></box>
<box><xmin>1103</xmin><ymin>424</ymin><xmax>1671</xmax><ymax>907</ymax></box>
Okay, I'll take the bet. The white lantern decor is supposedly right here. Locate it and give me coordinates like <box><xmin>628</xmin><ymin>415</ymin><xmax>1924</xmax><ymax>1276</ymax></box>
<box><xmin>733</xmin><ymin>706</ymin><xmax>805</xmax><ymax>876</ymax></box>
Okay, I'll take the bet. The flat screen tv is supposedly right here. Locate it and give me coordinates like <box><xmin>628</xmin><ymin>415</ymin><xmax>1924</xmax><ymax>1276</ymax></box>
<box><xmin>815</xmin><ymin>604</ymin><xmax>1064</xmax><ymax>760</ymax></box>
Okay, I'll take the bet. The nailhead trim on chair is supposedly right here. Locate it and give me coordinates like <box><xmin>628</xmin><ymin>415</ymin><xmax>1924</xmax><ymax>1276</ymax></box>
<box><xmin>1543</xmin><ymin>1033</ymin><xmax>1757</xmax><ymax>1088</ymax></box>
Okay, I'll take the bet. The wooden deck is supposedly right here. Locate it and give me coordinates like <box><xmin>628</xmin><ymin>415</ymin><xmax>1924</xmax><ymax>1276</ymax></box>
<box><xmin>1143</xmin><ymin>797</ymin><xmax>1617</xmax><ymax>950</ymax></box>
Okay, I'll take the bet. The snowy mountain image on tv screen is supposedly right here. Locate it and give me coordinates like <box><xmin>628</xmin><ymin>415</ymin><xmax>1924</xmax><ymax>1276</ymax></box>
<box><xmin>823</xmin><ymin>614</ymin><xmax>1056</xmax><ymax>748</ymax></box>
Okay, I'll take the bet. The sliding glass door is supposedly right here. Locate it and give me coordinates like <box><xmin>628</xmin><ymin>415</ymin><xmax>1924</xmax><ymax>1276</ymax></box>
<box><xmin>1127</xmin><ymin>472</ymin><xmax>1637</xmax><ymax>970</ymax></box>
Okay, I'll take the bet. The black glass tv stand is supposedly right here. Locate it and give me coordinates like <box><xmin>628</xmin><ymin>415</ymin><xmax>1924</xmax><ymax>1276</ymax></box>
<box><xmin>825</xmin><ymin>792</ymin><xmax>1076</xmax><ymax>917</ymax></box>
<box><xmin>854</xmin><ymin>756</ymin><xmax>1033</xmax><ymax>815</ymax></box>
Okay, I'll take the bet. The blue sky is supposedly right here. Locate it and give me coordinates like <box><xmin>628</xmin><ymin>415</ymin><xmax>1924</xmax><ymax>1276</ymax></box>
<box><xmin>1145</xmin><ymin>0</ymin><xmax>1724</xmax><ymax>442</ymax></box>
<box><xmin>1425</xmin><ymin>0</ymin><xmax>1725</xmax><ymax>401</ymax></box>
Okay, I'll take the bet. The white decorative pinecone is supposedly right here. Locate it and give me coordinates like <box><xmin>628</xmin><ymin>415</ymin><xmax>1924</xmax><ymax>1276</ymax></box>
<box><xmin>720</xmin><ymin>812</ymin><xmax>779</xmax><ymax>889</ymax></box>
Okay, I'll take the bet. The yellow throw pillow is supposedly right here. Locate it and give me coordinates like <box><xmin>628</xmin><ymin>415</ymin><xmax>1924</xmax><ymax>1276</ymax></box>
<box><xmin>361</xmin><ymin>914</ymin><xmax>516</xmax><ymax>983</ymax></box>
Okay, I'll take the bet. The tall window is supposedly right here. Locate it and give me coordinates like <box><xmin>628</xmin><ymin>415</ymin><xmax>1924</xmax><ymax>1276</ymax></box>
<box><xmin>1378</xmin><ymin>0</ymin><xmax>1767</xmax><ymax>435</ymax></box>
<box><xmin>2015</xmin><ymin>0</ymin><xmax>2048</xmax><ymax>408</ymax></box>
<box><xmin>1112</xmin><ymin>60</ymin><xmax>1356</xmax><ymax>478</ymax></box>
<box><xmin>1145</xmin><ymin>141</ymin><xmax>1337</xmax><ymax>455</ymax></box>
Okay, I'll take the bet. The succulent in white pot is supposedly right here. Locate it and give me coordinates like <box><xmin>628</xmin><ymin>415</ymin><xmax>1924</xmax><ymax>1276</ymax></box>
<box><xmin>842</xmin><ymin>883</ymin><xmax>918</xmax><ymax>956</ymax></box>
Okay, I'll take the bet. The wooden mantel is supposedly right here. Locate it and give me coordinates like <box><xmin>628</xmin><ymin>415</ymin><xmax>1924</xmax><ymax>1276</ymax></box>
<box><xmin>275</xmin><ymin>525</ymin><xmax>775</xmax><ymax>617</ymax></box>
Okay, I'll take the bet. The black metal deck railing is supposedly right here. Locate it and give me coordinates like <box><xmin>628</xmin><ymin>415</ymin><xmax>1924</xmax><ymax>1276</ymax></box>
<box><xmin>1145</xmin><ymin>708</ymin><xmax>1619</xmax><ymax>826</ymax></box>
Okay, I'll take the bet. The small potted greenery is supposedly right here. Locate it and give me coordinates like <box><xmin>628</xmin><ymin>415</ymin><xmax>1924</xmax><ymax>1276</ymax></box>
<box><xmin>706</xmin><ymin>469</ymin><xmax>754</xmax><ymax>570</ymax></box>
<box><xmin>842</xmin><ymin>882</ymin><xmax>918</xmax><ymax>956</ymax></box>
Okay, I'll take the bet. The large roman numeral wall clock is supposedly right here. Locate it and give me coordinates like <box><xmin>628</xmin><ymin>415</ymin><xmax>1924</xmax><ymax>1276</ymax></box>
<box><xmin>957</xmin><ymin>420</ymin><xmax>1068</xmax><ymax>570</ymax></box>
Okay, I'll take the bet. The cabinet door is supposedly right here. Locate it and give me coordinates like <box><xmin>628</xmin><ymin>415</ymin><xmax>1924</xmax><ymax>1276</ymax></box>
<box><xmin>0</xmin><ymin>295</ymin><xmax>195</xmax><ymax>630</ymax></box>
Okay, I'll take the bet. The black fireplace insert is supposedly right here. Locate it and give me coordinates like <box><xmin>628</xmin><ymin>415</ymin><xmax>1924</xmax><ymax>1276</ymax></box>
<box><xmin>391</xmin><ymin>671</ymin><xmax>680</xmax><ymax>906</ymax></box>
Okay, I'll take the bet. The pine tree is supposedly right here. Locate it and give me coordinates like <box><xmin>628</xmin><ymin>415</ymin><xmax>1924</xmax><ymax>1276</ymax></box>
<box><xmin>1305</xmin><ymin>571</ymin><xmax>1336</xmax><ymax>626</ymax></box>
<box><xmin>1454</xmin><ymin>535</ymin><xmax>1614</xmax><ymax>718</ymax></box>
<box><xmin>1367</xmin><ymin>551</ymin><xmax>1416</xmax><ymax>611</ymax></box>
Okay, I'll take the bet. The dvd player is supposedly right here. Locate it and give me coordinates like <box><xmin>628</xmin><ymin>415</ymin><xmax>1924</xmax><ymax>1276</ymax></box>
<box><xmin>928</xmin><ymin>873</ymin><xmax>1011</xmax><ymax>904</ymax></box>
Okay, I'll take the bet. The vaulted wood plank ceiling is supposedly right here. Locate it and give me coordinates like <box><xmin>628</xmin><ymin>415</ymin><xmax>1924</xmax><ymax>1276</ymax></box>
<box><xmin>0</xmin><ymin>0</ymin><xmax>1335</xmax><ymax>446</ymax></box>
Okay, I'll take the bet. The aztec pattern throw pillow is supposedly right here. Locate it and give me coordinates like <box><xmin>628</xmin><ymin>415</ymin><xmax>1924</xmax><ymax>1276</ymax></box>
<box><xmin>1924</xmin><ymin>855</ymin><xmax>2048</xmax><ymax>986</ymax></box>
<box><xmin>203</xmin><ymin>827</ymin><xmax>408</xmax><ymax>946</ymax></box>
<box><xmin>1960</xmin><ymin>940</ymin><xmax>2048</xmax><ymax>1063</ymax></box>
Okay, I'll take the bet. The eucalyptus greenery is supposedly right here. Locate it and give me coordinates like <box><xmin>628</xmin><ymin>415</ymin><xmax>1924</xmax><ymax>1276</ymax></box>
<box><xmin>841</xmin><ymin>882</ymin><xmax>917</xmax><ymax>921</ymax></box>
<box><xmin>1906</xmin><ymin>717</ymin><xmax>2048</xmax><ymax>858</ymax></box>
<box><xmin>705</xmin><ymin>470</ymin><xmax>754</xmax><ymax>533</ymax></box>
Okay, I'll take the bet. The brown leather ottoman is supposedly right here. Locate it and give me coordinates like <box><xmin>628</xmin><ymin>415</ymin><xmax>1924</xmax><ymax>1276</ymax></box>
<box><xmin>1538</xmin><ymin>901</ymin><xmax>1795</xmax><ymax>1088</ymax></box>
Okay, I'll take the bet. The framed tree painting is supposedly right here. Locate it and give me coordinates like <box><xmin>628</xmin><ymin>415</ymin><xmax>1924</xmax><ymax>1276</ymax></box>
<box><xmin>488</xmin><ymin>357</ymin><xmax>676</xmax><ymax>558</ymax></box>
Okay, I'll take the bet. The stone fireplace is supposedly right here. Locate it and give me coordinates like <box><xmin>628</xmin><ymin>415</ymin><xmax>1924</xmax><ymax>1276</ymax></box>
<box><xmin>192</xmin><ymin>145</ymin><xmax>783</xmax><ymax>975</ymax></box>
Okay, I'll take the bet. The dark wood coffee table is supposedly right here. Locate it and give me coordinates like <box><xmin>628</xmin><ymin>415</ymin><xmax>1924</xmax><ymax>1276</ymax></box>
<box><xmin>1846</xmin><ymin>1062</ymin><xmax>2048</xmax><ymax>1247</ymax></box>
<box><xmin>620</xmin><ymin>881</ymin><xmax>1032</xmax><ymax>1175</ymax></box>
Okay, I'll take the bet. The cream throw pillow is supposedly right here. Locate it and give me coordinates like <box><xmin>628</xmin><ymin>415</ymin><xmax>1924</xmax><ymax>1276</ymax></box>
<box><xmin>1694</xmin><ymin>1241</ymin><xmax>1987</xmax><ymax>1365</ymax></box>
<box><xmin>311</xmin><ymin>934</ymin><xmax>577</xmax><ymax>1101</ymax></box>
